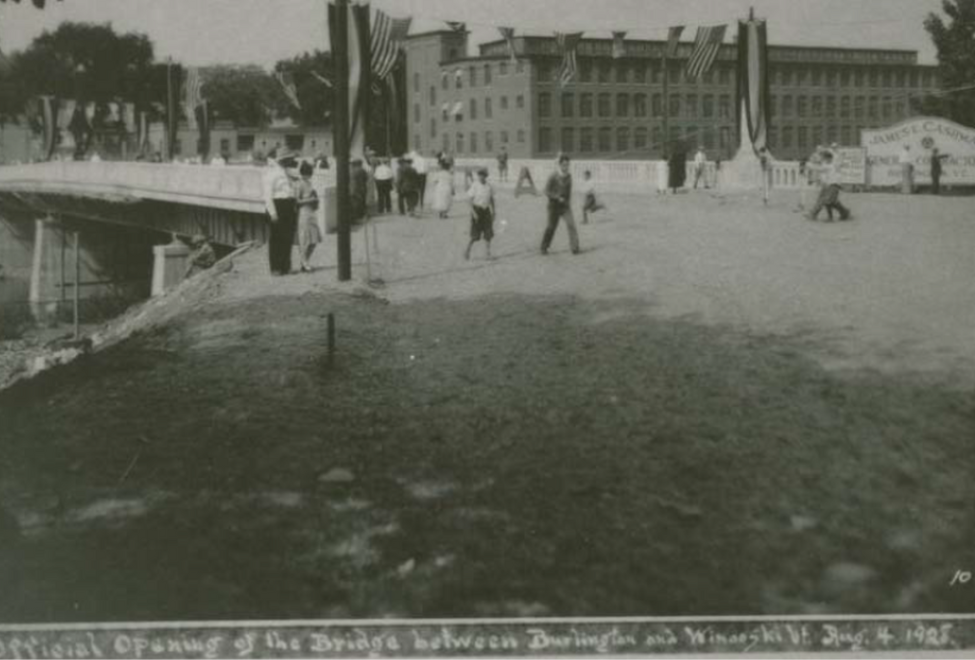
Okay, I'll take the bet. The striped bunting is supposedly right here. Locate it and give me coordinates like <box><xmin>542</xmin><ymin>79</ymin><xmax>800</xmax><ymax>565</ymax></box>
<box><xmin>686</xmin><ymin>24</ymin><xmax>727</xmax><ymax>80</ymax></box>
<box><xmin>183</xmin><ymin>66</ymin><xmax>204</xmax><ymax>130</ymax></box>
<box><xmin>555</xmin><ymin>32</ymin><xmax>583</xmax><ymax>87</ymax></box>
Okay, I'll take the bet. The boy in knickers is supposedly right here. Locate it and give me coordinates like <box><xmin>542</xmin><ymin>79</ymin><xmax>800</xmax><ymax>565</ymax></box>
<box><xmin>464</xmin><ymin>168</ymin><xmax>496</xmax><ymax>260</ymax></box>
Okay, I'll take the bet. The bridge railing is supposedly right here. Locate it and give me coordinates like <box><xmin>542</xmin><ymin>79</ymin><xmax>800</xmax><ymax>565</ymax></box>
<box><xmin>0</xmin><ymin>161</ymin><xmax>272</xmax><ymax>214</ymax></box>
<box><xmin>446</xmin><ymin>158</ymin><xmax>803</xmax><ymax>191</ymax></box>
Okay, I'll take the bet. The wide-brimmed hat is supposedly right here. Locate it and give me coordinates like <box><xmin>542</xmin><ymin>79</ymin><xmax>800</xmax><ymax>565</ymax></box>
<box><xmin>276</xmin><ymin>149</ymin><xmax>300</xmax><ymax>166</ymax></box>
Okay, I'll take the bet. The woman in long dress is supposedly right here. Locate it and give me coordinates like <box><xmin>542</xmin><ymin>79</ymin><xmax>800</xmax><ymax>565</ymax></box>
<box><xmin>295</xmin><ymin>161</ymin><xmax>322</xmax><ymax>272</ymax></box>
<box><xmin>432</xmin><ymin>164</ymin><xmax>455</xmax><ymax>218</ymax></box>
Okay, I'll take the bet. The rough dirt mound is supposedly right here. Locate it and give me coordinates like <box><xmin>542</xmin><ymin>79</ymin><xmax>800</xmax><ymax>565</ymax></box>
<box><xmin>0</xmin><ymin>243</ymin><xmax>254</xmax><ymax>392</ymax></box>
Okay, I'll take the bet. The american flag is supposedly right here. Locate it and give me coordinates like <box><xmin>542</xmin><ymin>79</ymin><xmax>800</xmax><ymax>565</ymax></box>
<box><xmin>498</xmin><ymin>27</ymin><xmax>518</xmax><ymax>63</ymax></box>
<box><xmin>612</xmin><ymin>31</ymin><xmax>627</xmax><ymax>59</ymax></box>
<box><xmin>556</xmin><ymin>32</ymin><xmax>583</xmax><ymax>88</ymax></box>
<box><xmin>371</xmin><ymin>8</ymin><xmax>412</xmax><ymax>81</ymax></box>
<box><xmin>311</xmin><ymin>71</ymin><xmax>333</xmax><ymax>88</ymax></box>
<box><xmin>276</xmin><ymin>70</ymin><xmax>302</xmax><ymax>109</ymax></box>
<box><xmin>665</xmin><ymin>25</ymin><xmax>685</xmax><ymax>58</ymax></box>
<box><xmin>183</xmin><ymin>66</ymin><xmax>204</xmax><ymax>130</ymax></box>
<box><xmin>686</xmin><ymin>24</ymin><xmax>727</xmax><ymax>80</ymax></box>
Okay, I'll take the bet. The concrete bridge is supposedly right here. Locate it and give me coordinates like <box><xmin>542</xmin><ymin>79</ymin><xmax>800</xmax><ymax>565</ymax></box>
<box><xmin>0</xmin><ymin>157</ymin><xmax>803</xmax><ymax>324</ymax></box>
<box><xmin>0</xmin><ymin>162</ymin><xmax>305</xmax><ymax>323</ymax></box>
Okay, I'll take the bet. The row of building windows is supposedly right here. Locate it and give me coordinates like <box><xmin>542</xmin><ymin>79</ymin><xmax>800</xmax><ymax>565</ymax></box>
<box><xmin>533</xmin><ymin>121</ymin><xmax>890</xmax><ymax>155</ymax></box>
<box><xmin>536</xmin><ymin>125</ymin><xmax>736</xmax><ymax>154</ymax></box>
<box><xmin>419</xmin><ymin>94</ymin><xmax>526</xmax><ymax>123</ymax></box>
<box><xmin>534</xmin><ymin>59</ymin><xmax>936</xmax><ymax>89</ymax></box>
<box><xmin>416</xmin><ymin>119</ymin><xmax>893</xmax><ymax>157</ymax></box>
<box><xmin>423</xmin><ymin>129</ymin><xmax>528</xmax><ymax>155</ymax></box>
<box><xmin>536</xmin><ymin>91</ymin><xmax>914</xmax><ymax>121</ymax></box>
<box><xmin>417</xmin><ymin>59</ymin><xmax>526</xmax><ymax>93</ymax></box>
<box><xmin>538</xmin><ymin>91</ymin><xmax>733</xmax><ymax>120</ymax></box>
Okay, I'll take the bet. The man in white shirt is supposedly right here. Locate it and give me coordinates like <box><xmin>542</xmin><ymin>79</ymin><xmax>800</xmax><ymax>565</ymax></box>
<box><xmin>899</xmin><ymin>145</ymin><xmax>914</xmax><ymax>194</ymax></box>
<box><xmin>373</xmin><ymin>158</ymin><xmax>394</xmax><ymax>214</ymax></box>
<box><xmin>261</xmin><ymin>151</ymin><xmax>299</xmax><ymax>275</ymax></box>
<box><xmin>410</xmin><ymin>150</ymin><xmax>428</xmax><ymax>210</ymax></box>
<box><xmin>692</xmin><ymin>147</ymin><xmax>708</xmax><ymax>189</ymax></box>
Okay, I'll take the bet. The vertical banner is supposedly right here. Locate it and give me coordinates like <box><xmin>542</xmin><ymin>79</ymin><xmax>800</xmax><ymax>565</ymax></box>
<box><xmin>195</xmin><ymin>100</ymin><xmax>210</xmax><ymax>159</ymax></box>
<box><xmin>166</xmin><ymin>62</ymin><xmax>180</xmax><ymax>160</ymax></box>
<box><xmin>736</xmin><ymin>17</ymin><xmax>770</xmax><ymax>155</ymax></box>
<box><xmin>328</xmin><ymin>1</ymin><xmax>371</xmax><ymax>159</ymax></box>
<box><xmin>498</xmin><ymin>27</ymin><xmax>518</xmax><ymax>63</ymax></box>
<box><xmin>555</xmin><ymin>32</ymin><xmax>583</xmax><ymax>88</ymax></box>
<box><xmin>665</xmin><ymin>25</ymin><xmax>685</xmax><ymax>58</ymax></box>
<box><xmin>39</xmin><ymin>95</ymin><xmax>59</xmax><ymax>160</ymax></box>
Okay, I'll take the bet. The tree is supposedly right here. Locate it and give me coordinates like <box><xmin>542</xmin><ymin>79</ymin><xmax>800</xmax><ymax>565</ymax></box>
<box><xmin>273</xmin><ymin>50</ymin><xmax>335</xmax><ymax>126</ymax></box>
<box><xmin>4</xmin><ymin>22</ymin><xmax>157</xmax><ymax>114</ymax></box>
<box><xmin>200</xmin><ymin>65</ymin><xmax>281</xmax><ymax>127</ymax></box>
<box><xmin>919</xmin><ymin>0</ymin><xmax>975</xmax><ymax>127</ymax></box>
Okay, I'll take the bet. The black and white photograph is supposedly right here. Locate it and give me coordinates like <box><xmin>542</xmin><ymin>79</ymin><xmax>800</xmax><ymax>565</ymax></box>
<box><xmin>1</xmin><ymin>0</ymin><xmax>974</xmax><ymax>657</ymax></box>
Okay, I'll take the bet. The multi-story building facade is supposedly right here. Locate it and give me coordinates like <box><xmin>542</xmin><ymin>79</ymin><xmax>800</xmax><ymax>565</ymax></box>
<box><xmin>405</xmin><ymin>31</ymin><xmax>941</xmax><ymax>161</ymax></box>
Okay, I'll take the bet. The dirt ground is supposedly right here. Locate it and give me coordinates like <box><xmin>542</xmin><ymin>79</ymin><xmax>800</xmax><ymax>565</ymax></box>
<box><xmin>1</xmin><ymin>186</ymin><xmax>973</xmax><ymax>621</ymax></box>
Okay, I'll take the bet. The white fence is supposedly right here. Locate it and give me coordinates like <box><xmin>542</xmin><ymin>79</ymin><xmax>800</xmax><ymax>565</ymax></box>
<box><xmin>448</xmin><ymin>158</ymin><xmax>806</xmax><ymax>192</ymax></box>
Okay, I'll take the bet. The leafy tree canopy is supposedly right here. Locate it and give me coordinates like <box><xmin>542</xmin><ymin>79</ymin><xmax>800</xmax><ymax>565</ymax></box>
<box><xmin>918</xmin><ymin>0</ymin><xmax>975</xmax><ymax>127</ymax></box>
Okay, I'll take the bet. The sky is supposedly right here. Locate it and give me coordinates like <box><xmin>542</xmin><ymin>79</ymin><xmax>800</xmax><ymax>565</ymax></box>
<box><xmin>0</xmin><ymin>0</ymin><xmax>947</xmax><ymax>68</ymax></box>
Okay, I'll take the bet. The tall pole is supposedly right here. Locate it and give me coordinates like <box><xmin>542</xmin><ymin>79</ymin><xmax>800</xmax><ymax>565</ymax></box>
<box><xmin>333</xmin><ymin>0</ymin><xmax>352</xmax><ymax>281</ymax></box>
<box><xmin>166</xmin><ymin>58</ymin><xmax>174</xmax><ymax>161</ymax></box>
<box><xmin>662</xmin><ymin>48</ymin><xmax>669</xmax><ymax>158</ymax></box>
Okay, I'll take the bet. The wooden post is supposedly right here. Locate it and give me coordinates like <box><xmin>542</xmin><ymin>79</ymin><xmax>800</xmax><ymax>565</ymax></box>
<box><xmin>333</xmin><ymin>0</ymin><xmax>352</xmax><ymax>281</ymax></box>
<box><xmin>73</xmin><ymin>231</ymin><xmax>80</xmax><ymax>340</ymax></box>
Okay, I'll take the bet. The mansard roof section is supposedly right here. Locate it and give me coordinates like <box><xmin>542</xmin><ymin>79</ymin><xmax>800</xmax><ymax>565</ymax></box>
<box><xmin>478</xmin><ymin>36</ymin><xmax>920</xmax><ymax>66</ymax></box>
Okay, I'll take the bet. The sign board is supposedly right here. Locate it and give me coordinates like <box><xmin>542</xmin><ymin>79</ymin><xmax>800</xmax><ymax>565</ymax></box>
<box><xmin>833</xmin><ymin>147</ymin><xmax>867</xmax><ymax>185</ymax></box>
<box><xmin>862</xmin><ymin>117</ymin><xmax>975</xmax><ymax>187</ymax></box>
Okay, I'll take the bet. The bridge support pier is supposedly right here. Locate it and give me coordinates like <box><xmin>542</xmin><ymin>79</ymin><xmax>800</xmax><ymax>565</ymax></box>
<box><xmin>28</xmin><ymin>217</ymin><xmax>63</xmax><ymax>325</ymax></box>
<box><xmin>151</xmin><ymin>239</ymin><xmax>192</xmax><ymax>297</ymax></box>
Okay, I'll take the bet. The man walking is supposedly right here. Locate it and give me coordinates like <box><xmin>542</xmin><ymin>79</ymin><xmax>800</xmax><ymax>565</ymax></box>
<box><xmin>541</xmin><ymin>154</ymin><xmax>581</xmax><ymax>255</ymax></box>
<box><xmin>497</xmin><ymin>146</ymin><xmax>509</xmax><ymax>182</ymax></box>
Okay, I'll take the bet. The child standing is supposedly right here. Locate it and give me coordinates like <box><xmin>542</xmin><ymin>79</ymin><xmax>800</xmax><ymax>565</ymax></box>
<box><xmin>464</xmin><ymin>168</ymin><xmax>496</xmax><ymax>260</ymax></box>
<box><xmin>580</xmin><ymin>170</ymin><xmax>605</xmax><ymax>224</ymax></box>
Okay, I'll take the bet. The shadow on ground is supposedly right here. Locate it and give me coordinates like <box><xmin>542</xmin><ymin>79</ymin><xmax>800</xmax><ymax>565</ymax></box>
<box><xmin>1</xmin><ymin>290</ymin><xmax>973</xmax><ymax>621</ymax></box>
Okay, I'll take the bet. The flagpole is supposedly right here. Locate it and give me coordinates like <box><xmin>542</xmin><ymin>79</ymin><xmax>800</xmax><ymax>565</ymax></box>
<box><xmin>334</xmin><ymin>0</ymin><xmax>352</xmax><ymax>282</ymax></box>
<box><xmin>662</xmin><ymin>47</ymin><xmax>669</xmax><ymax>159</ymax></box>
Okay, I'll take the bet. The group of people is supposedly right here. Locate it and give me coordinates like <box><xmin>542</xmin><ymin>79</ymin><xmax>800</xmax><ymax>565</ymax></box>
<box><xmin>795</xmin><ymin>144</ymin><xmax>852</xmax><ymax>221</ymax></box>
<box><xmin>899</xmin><ymin>144</ymin><xmax>951</xmax><ymax>195</ymax></box>
<box><xmin>261</xmin><ymin>149</ymin><xmax>322</xmax><ymax>276</ymax></box>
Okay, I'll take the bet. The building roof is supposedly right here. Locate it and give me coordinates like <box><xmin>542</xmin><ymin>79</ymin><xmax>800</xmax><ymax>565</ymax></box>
<box><xmin>476</xmin><ymin>35</ymin><xmax>923</xmax><ymax>66</ymax></box>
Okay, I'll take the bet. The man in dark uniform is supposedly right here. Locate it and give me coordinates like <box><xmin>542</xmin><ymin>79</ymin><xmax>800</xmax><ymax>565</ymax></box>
<box><xmin>930</xmin><ymin>147</ymin><xmax>949</xmax><ymax>195</ymax></box>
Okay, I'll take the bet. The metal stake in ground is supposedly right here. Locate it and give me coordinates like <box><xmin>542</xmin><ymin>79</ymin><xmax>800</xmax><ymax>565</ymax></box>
<box><xmin>327</xmin><ymin>312</ymin><xmax>336</xmax><ymax>366</ymax></box>
<box><xmin>73</xmin><ymin>230</ymin><xmax>80</xmax><ymax>340</ymax></box>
